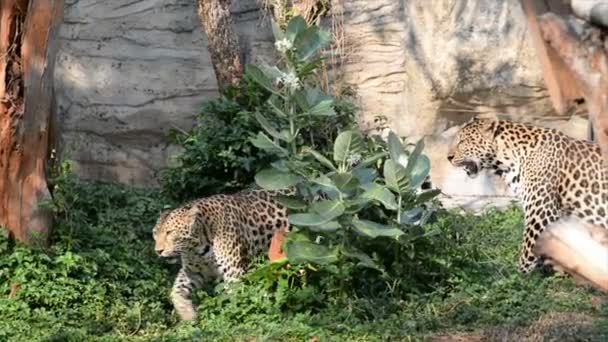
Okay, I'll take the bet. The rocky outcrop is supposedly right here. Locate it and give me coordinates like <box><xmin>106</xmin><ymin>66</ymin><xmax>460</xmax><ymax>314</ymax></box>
<box><xmin>337</xmin><ymin>0</ymin><xmax>588</xmax><ymax>208</ymax></box>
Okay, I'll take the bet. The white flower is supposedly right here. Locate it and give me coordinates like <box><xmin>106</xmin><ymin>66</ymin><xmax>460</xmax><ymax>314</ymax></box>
<box><xmin>274</xmin><ymin>38</ymin><xmax>293</xmax><ymax>53</ymax></box>
<box><xmin>347</xmin><ymin>153</ymin><xmax>362</xmax><ymax>166</ymax></box>
<box><xmin>275</xmin><ymin>71</ymin><xmax>301</xmax><ymax>91</ymax></box>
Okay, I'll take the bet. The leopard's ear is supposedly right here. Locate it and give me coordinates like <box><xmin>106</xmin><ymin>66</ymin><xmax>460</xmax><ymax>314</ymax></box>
<box><xmin>157</xmin><ymin>208</ymin><xmax>171</xmax><ymax>223</ymax></box>
<box><xmin>187</xmin><ymin>205</ymin><xmax>202</xmax><ymax>227</ymax></box>
<box><xmin>481</xmin><ymin>119</ymin><xmax>499</xmax><ymax>140</ymax></box>
<box><xmin>461</xmin><ymin>116</ymin><xmax>480</xmax><ymax>129</ymax></box>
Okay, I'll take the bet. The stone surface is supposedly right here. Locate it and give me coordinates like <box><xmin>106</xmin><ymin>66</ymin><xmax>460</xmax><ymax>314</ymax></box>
<box><xmin>54</xmin><ymin>0</ymin><xmax>274</xmax><ymax>185</ymax></box>
<box><xmin>335</xmin><ymin>0</ymin><xmax>589</xmax><ymax>209</ymax></box>
<box><xmin>339</xmin><ymin>0</ymin><xmax>557</xmax><ymax>137</ymax></box>
<box><xmin>54</xmin><ymin>0</ymin><xmax>592</xmax><ymax>210</ymax></box>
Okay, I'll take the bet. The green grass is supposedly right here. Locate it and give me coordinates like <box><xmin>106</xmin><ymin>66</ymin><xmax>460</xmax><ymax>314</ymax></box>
<box><xmin>0</xmin><ymin>180</ymin><xmax>606</xmax><ymax>341</ymax></box>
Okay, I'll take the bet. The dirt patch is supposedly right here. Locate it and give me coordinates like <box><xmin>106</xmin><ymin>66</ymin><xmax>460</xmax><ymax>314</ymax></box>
<box><xmin>428</xmin><ymin>312</ymin><xmax>606</xmax><ymax>342</ymax></box>
<box><xmin>428</xmin><ymin>331</ymin><xmax>484</xmax><ymax>342</ymax></box>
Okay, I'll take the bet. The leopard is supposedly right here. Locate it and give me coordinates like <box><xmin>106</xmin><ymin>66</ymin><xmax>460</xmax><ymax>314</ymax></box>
<box><xmin>447</xmin><ymin>117</ymin><xmax>608</xmax><ymax>274</ymax></box>
<box><xmin>152</xmin><ymin>189</ymin><xmax>290</xmax><ymax>321</ymax></box>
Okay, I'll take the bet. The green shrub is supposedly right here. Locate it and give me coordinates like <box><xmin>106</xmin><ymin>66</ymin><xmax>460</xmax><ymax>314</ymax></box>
<box><xmin>242</xmin><ymin>16</ymin><xmax>442</xmax><ymax>301</ymax></box>
<box><xmin>0</xmin><ymin>161</ymin><xmax>175</xmax><ymax>341</ymax></box>
<box><xmin>160</xmin><ymin>78</ymin><xmax>272</xmax><ymax>202</ymax></box>
<box><xmin>0</xmin><ymin>171</ymin><xmax>601</xmax><ymax>341</ymax></box>
<box><xmin>160</xmin><ymin>55</ymin><xmax>355</xmax><ymax>203</ymax></box>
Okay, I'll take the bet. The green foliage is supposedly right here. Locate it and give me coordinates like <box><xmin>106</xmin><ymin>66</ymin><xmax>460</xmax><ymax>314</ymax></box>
<box><xmin>0</xmin><ymin>174</ymin><xmax>605</xmax><ymax>341</ymax></box>
<box><xmin>160</xmin><ymin>79</ymin><xmax>273</xmax><ymax>201</ymax></box>
<box><xmin>0</xmin><ymin>162</ymin><xmax>176</xmax><ymax>341</ymax></box>
<box><xmin>160</xmin><ymin>23</ymin><xmax>355</xmax><ymax>202</ymax></box>
<box><xmin>247</xmin><ymin>16</ymin><xmax>441</xmax><ymax>287</ymax></box>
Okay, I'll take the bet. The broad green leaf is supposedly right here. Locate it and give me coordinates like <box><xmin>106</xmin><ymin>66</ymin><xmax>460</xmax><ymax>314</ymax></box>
<box><xmin>245</xmin><ymin>65</ymin><xmax>276</xmax><ymax>94</ymax></box>
<box><xmin>415</xmin><ymin>188</ymin><xmax>441</xmax><ymax>204</ymax></box>
<box><xmin>302</xmin><ymin>147</ymin><xmax>336</xmax><ymax>171</ymax></box>
<box><xmin>404</xmin><ymin>138</ymin><xmax>425</xmax><ymax>175</ymax></box>
<box><xmin>271</xmin><ymin>20</ymin><xmax>285</xmax><ymax>42</ymax></box>
<box><xmin>298</xmin><ymin>57</ymin><xmax>324</xmax><ymax>78</ymax></box>
<box><xmin>312</xmin><ymin>174</ymin><xmax>336</xmax><ymax>189</ymax></box>
<box><xmin>331</xmin><ymin>172</ymin><xmax>359</xmax><ymax>193</ymax></box>
<box><xmin>275</xmin><ymin>195</ymin><xmax>307</xmax><ymax>210</ymax></box>
<box><xmin>360</xmin><ymin>151</ymin><xmax>388</xmax><ymax>168</ymax></box>
<box><xmin>342</xmin><ymin>247</ymin><xmax>385</xmax><ymax>274</ymax></box>
<box><xmin>294</xmin><ymin>26</ymin><xmax>332</xmax><ymax>60</ymax></box>
<box><xmin>255</xmin><ymin>112</ymin><xmax>284</xmax><ymax>141</ymax></box>
<box><xmin>308</xmin><ymin>99</ymin><xmax>336</xmax><ymax>116</ymax></box>
<box><xmin>250</xmin><ymin>132</ymin><xmax>288</xmax><ymax>155</ymax></box>
<box><xmin>420</xmin><ymin>208</ymin><xmax>435</xmax><ymax>226</ymax></box>
<box><xmin>305</xmin><ymin>87</ymin><xmax>332</xmax><ymax>107</ymax></box>
<box><xmin>286</xmin><ymin>16</ymin><xmax>307</xmax><ymax>42</ymax></box>
<box><xmin>333</xmin><ymin>130</ymin><xmax>365</xmax><ymax>164</ymax></box>
<box><xmin>311</xmin><ymin>200</ymin><xmax>345</xmax><ymax>220</ymax></box>
<box><xmin>308</xmin><ymin>220</ymin><xmax>341</xmax><ymax>233</ymax></box>
<box><xmin>286</xmin><ymin>240</ymin><xmax>338</xmax><ymax>265</ymax></box>
<box><xmin>255</xmin><ymin>168</ymin><xmax>300</xmax><ymax>190</ymax></box>
<box><xmin>352</xmin><ymin>167</ymin><xmax>377</xmax><ymax>185</ymax></box>
<box><xmin>293</xmin><ymin>88</ymin><xmax>310</xmax><ymax>111</ymax></box>
<box><xmin>400</xmin><ymin>207</ymin><xmax>424</xmax><ymax>225</ymax></box>
<box><xmin>258</xmin><ymin>65</ymin><xmax>284</xmax><ymax>81</ymax></box>
<box><xmin>360</xmin><ymin>183</ymin><xmax>398</xmax><ymax>210</ymax></box>
<box><xmin>387</xmin><ymin>131</ymin><xmax>405</xmax><ymax>162</ymax></box>
<box><xmin>271</xmin><ymin>159</ymin><xmax>289</xmax><ymax>172</ymax></box>
<box><xmin>267</xmin><ymin>96</ymin><xmax>287</xmax><ymax>118</ymax></box>
<box><xmin>289</xmin><ymin>213</ymin><xmax>331</xmax><ymax>226</ymax></box>
<box><xmin>351</xmin><ymin>218</ymin><xmax>405</xmax><ymax>239</ymax></box>
<box><xmin>280</xmin><ymin>129</ymin><xmax>294</xmax><ymax>143</ymax></box>
<box><xmin>383</xmin><ymin>160</ymin><xmax>409</xmax><ymax>194</ymax></box>
<box><xmin>409</xmin><ymin>155</ymin><xmax>431</xmax><ymax>189</ymax></box>
<box><xmin>343</xmin><ymin>198</ymin><xmax>369</xmax><ymax>214</ymax></box>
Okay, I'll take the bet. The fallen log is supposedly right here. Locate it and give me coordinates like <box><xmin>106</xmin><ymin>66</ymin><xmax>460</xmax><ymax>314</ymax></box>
<box><xmin>535</xmin><ymin>217</ymin><xmax>608</xmax><ymax>292</ymax></box>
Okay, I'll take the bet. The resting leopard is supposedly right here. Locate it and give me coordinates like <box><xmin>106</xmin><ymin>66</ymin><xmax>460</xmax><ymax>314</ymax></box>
<box><xmin>447</xmin><ymin>118</ymin><xmax>608</xmax><ymax>274</ymax></box>
<box><xmin>152</xmin><ymin>189</ymin><xmax>290</xmax><ymax>321</ymax></box>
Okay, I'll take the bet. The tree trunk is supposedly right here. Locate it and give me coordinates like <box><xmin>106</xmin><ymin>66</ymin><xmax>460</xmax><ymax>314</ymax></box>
<box><xmin>535</xmin><ymin>217</ymin><xmax>608</xmax><ymax>292</ymax></box>
<box><xmin>197</xmin><ymin>0</ymin><xmax>243</xmax><ymax>92</ymax></box>
<box><xmin>0</xmin><ymin>0</ymin><xmax>63</xmax><ymax>246</ymax></box>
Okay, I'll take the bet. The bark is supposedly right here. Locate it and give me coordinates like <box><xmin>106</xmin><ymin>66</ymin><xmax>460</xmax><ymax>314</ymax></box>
<box><xmin>538</xmin><ymin>13</ymin><xmax>608</xmax><ymax>166</ymax></box>
<box><xmin>197</xmin><ymin>0</ymin><xmax>243</xmax><ymax>92</ymax></box>
<box><xmin>535</xmin><ymin>218</ymin><xmax>608</xmax><ymax>292</ymax></box>
<box><xmin>519</xmin><ymin>0</ymin><xmax>584</xmax><ymax>115</ymax></box>
<box><xmin>0</xmin><ymin>0</ymin><xmax>63</xmax><ymax>246</ymax></box>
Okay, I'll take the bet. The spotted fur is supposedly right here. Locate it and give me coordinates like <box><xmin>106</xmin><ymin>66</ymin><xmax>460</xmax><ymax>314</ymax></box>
<box><xmin>447</xmin><ymin>118</ymin><xmax>608</xmax><ymax>273</ymax></box>
<box><xmin>152</xmin><ymin>189</ymin><xmax>290</xmax><ymax>321</ymax></box>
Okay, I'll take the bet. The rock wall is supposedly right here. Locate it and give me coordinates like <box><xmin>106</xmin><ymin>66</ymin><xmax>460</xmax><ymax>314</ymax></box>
<box><xmin>54</xmin><ymin>0</ymin><xmax>274</xmax><ymax>185</ymax></box>
<box><xmin>54</xmin><ymin>0</ymin><xmax>590</xmax><ymax>206</ymax></box>
<box><xmin>336</xmin><ymin>0</ymin><xmax>588</xmax><ymax>208</ymax></box>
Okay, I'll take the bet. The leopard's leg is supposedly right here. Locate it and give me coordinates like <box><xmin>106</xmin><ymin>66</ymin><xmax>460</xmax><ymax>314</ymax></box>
<box><xmin>519</xmin><ymin>193</ymin><xmax>560</xmax><ymax>274</ymax></box>
<box><xmin>170</xmin><ymin>267</ymin><xmax>201</xmax><ymax>321</ymax></box>
<box><xmin>213</xmin><ymin>234</ymin><xmax>247</xmax><ymax>282</ymax></box>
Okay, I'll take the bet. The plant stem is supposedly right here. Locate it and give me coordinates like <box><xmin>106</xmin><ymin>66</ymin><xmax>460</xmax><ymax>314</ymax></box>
<box><xmin>397</xmin><ymin>195</ymin><xmax>402</xmax><ymax>225</ymax></box>
<box><xmin>288</xmin><ymin>96</ymin><xmax>297</xmax><ymax>156</ymax></box>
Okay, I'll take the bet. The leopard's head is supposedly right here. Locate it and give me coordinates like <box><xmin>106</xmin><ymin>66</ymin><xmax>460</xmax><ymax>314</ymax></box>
<box><xmin>447</xmin><ymin>118</ymin><xmax>499</xmax><ymax>178</ymax></box>
<box><xmin>152</xmin><ymin>204</ymin><xmax>206</xmax><ymax>258</ymax></box>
